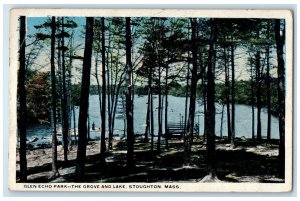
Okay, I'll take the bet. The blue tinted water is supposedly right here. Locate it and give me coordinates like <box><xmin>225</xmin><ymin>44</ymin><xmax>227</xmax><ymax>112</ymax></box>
<box><xmin>26</xmin><ymin>95</ymin><xmax>279</xmax><ymax>147</ymax></box>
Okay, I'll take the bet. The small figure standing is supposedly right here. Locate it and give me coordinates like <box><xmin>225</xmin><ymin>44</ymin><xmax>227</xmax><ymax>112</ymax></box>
<box><xmin>92</xmin><ymin>122</ymin><xmax>95</xmax><ymax>130</ymax></box>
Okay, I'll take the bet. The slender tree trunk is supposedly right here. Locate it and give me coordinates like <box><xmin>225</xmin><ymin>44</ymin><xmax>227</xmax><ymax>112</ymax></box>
<box><xmin>256</xmin><ymin>51</ymin><xmax>262</xmax><ymax>142</ymax></box>
<box><xmin>107</xmin><ymin>38</ymin><xmax>113</xmax><ymax>150</ymax></box>
<box><xmin>144</xmin><ymin>94</ymin><xmax>150</xmax><ymax>141</ymax></box>
<box><xmin>126</xmin><ymin>17</ymin><xmax>134</xmax><ymax>168</ymax></box>
<box><xmin>111</xmin><ymin>82</ymin><xmax>122</xmax><ymax>137</ymax></box>
<box><xmin>266</xmin><ymin>21</ymin><xmax>272</xmax><ymax>142</ymax></box>
<box><xmin>275</xmin><ymin>19</ymin><xmax>285</xmax><ymax>179</ymax></box>
<box><xmin>150</xmin><ymin>90</ymin><xmax>154</xmax><ymax>152</ymax></box>
<box><xmin>165</xmin><ymin>65</ymin><xmax>169</xmax><ymax>149</ymax></box>
<box><xmin>224</xmin><ymin>45</ymin><xmax>232</xmax><ymax>142</ymax></box>
<box><xmin>95</xmin><ymin>52</ymin><xmax>102</xmax><ymax>133</ymax></box>
<box><xmin>50</xmin><ymin>16</ymin><xmax>59</xmax><ymax>178</ymax></box>
<box><xmin>202</xmin><ymin>71</ymin><xmax>207</xmax><ymax>139</ymax></box>
<box><xmin>57</xmin><ymin>38</ymin><xmax>63</xmax><ymax>129</ymax></box>
<box><xmin>67</xmin><ymin>70</ymin><xmax>72</xmax><ymax>146</ymax></box>
<box><xmin>220</xmin><ymin>104</ymin><xmax>225</xmax><ymax>137</ymax></box>
<box><xmin>100</xmin><ymin>17</ymin><xmax>107</xmax><ymax>154</ymax></box>
<box><xmin>72</xmin><ymin>104</ymin><xmax>77</xmax><ymax>144</ymax></box>
<box><xmin>61</xmin><ymin>17</ymin><xmax>69</xmax><ymax>162</ymax></box>
<box><xmin>110</xmin><ymin>51</ymin><xmax>123</xmax><ymax>141</ymax></box>
<box><xmin>121</xmin><ymin>93</ymin><xmax>126</xmax><ymax>138</ymax></box>
<box><xmin>185</xmin><ymin>18</ymin><xmax>198</xmax><ymax>164</ymax></box>
<box><xmin>76</xmin><ymin>17</ymin><xmax>94</xmax><ymax>181</ymax></box>
<box><xmin>144</xmin><ymin>67</ymin><xmax>152</xmax><ymax>142</ymax></box>
<box><xmin>18</xmin><ymin>16</ymin><xmax>27</xmax><ymax>182</ymax></box>
<box><xmin>184</xmin><ymin>61</ymin><xmax>190</xmax><ymax>152</ymax></box>
<box><xmin>251</xmin><ymin>62</ymin><xmax>255</xmax><ymax>140</ymax></box>
<box><xmin>206</xmin><ymin>18</ymin><xmax>217</xmax><ymax>177</ymax></box>
<box><xmin>131</xmin><ymin>69</ymin><xmax>135</xmax><ymax>128</ymax></box>
<box><xmin>107</xmin><ymin>71</ymin><xmax>112</xmax><ymax>149</ymax></box>
<box><xmin>199</xmin><ymin>50</ymin><xmax>206</xmax><ymax>139</ymax></box>
<box><xmin>230</xmin><ymin>44</ymin><xmax>235</xmax><ymax>146</ymax></box>
<box><xmin>184</xmin><ymin>56</ymin><xmax>190</xmax><ymax>133</ymax></box>
<box><xmin>157</xmin><ymin>65</ymin><xmax>162</xmax><ymax>153</ymax></box>
<box><xmin>111</xmin><ymin>73</ymin><xmax>125</xmax><ymax>139</ymax></box>
<box><xmin>256</xmin><ymin>26</ymin><xmax>262</xmax><ymax>142</ymax></box>
<box><xmin>87</xmin><ymin>112</ymin><xmax>90</xmax><ymax>140</ymax></box>
<box><xmin>69</xmin><ymin>34</ymin><xmax>75</xmax><ymax>145</ymax></box>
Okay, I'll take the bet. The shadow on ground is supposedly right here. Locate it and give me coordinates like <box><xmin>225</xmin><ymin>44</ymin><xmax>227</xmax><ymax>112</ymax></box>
<box><xmin>17</xmin><ymin>137</ymin><xmax>283</xmax><ymax>183</ymax></box>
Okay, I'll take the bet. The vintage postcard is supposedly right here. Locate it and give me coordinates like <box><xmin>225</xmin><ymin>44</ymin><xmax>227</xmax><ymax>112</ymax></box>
<box><xmin>9</xmin><ymin>9</ymin><xmax>293</xmax><ymax>192</ymax></box>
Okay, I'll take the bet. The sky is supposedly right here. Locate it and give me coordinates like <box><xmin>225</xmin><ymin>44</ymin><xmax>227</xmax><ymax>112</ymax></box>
<box><xmin>25</xmin><ymin>16</ymin><xmax>280</xmax><ymax>85</ymax></box>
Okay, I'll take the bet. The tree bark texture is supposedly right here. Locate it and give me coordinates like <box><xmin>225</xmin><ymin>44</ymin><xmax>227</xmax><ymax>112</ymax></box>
<box><xmin>50</xmin><ymin>16</ymin><xmax>59</xmax><ymax>177</ymax></box>
<box><xmin>76</xmin><ymin>17</ymin><xmax>94</xmax><ymax>181</ymax></box>
<box><xmin>126</xmin><ymin>17</ymin><xmax>134</xmax><ymax>168</ymax></box>
<box><xmin>101</xmin><ymin>17</ymin><xmax>107</xmax><ymax>154</ymax></box>
<box><xmin>206</xmin><ymin>18</ymin><xmax>217</xmax><ymax>176</ymax></box>
<box><xmin>230</xmin><ymin>44</ymin><xmax>235</xmax><ymax>146</ymax></box>
<box><xmin>275</xmin><ymin>19</ymin><xmax>285</xmax><ymax>179</ymax></box>
<box><xmin>185</xmin><ymin>18</ymin><xmax>198</xmax><ymax>163</ymax></box>
<box><xmin>61</xmin><ymin>17</ymin><xmax>69</xmax><ymax>162</ymax></box>
<box><xmin>18</xmin><ymin>16</ymin><xmax>27</xmax><ymax>182</ymax></box>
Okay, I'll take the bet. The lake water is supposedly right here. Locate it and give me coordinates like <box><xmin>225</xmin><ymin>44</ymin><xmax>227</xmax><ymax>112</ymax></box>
<box><xmin>26</xmin><ymin>95</ymin><xmax>279</xmax><ymax>148</ymax></box>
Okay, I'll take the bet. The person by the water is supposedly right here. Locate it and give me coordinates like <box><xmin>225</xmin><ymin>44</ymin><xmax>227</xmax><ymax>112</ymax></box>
<box><xmin>92</xmin><ymin>122</ymin><xmax>95</xmax><ymax>130</ymax></box>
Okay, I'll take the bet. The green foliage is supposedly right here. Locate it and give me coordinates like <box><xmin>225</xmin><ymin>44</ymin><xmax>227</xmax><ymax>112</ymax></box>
<box><xmin>214</xmin><ymin>79</ymin><xmax>279</xmax><ymax>115</ymax></box>
<box><xmin>71</xmin><ymin>84</ymin><xmax>81</xmax><ymax>106</ymax></box>
<box><xmin>35</xmin><ymin>33</ymin><xmax>50</xmax><ymax>41</ymax></box>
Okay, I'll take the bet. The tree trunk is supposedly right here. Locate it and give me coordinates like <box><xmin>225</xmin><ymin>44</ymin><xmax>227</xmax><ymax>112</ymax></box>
<box><xmin>224</xmin><ymin>45</ymin><xmax>232</xmax><ymax>142</ymax></box>
<box><xmin>61</xmin><ymin>17</ymin><xmax>69</xmax><ymax>162</ymax></box>
<box><xmin>275</xmin><ymin>19</ymin><xmax>285</xmax><ymax>179</ymax></box>
<box><xmin>50</xmin><ymin>16</ymin><xmax>59</xmax><ymax>178</ymax></box>
<box><xmin>165</xmin><ymin>64</ymin><xmax>169</xmax><ymax>149</ymax></box>
<box><xmin>75</xmin><ymin>17</ymin><xmax>94</xmax><ymax>181</ymax></box>
<box><xmin>220</xmin><ymin>104</ymin><xmax>225</xmax><ymax>137</ymax></box>
<box><xmin>87</xmin><ymin>112</ymin><xmax>90</xmax><ymax>140</ymax></box>
<box><xmin>144</xmin><ymin>93</ymin><xmax>150</xmax><ymax>141</ymax></box>
<box><xmin>18</xmin><ymin>16</ymin><xmax>27</xmax><ymax>182</ymax></box>
<box><xmin>126</xmin><ymin>17</ymin><xmax>134</xmax><ymax>169</ymax></box>
<box><xmin>256</xmin><ymin>26</ymin><xmax>262</xmax><ymax>142</ymax></box>
<box><xmin>185</xmin><ymin>18</ymin><xmax>198</xmax><ymax>164</ymax></box>
<box><xmin>69</xmin><ymin>34</ymin><xmax>75</xmax><ymax>146</ymax></box>
<box><xmin>95</xmin><ymin>52</ymin><xmax>102</xmax><ymax>133</ymax></box>
<box><xmin>206</xmin><ymin>18</ymin><xmax>217</xmax><ymax>177</ymax></box>
<box><xmin>157</xmin><ymin>65</ymin><xmax>162</xmax><ymax>153</ymax></box>
<box><xmin>150</xmin><ymin>90</ymin><xmax>154</xmax><ymax>152</ymax></box>
<box><xmin>184</xmin><ymin>55</ymin><xmax>190</xmax><ymax>134</ymax></box>
<box><xmin>256</xmin><ymin>50</ymin><xmax>262</xmax><ymax>142</ymax></box>
<box><xmin>202</xmin><ymin>70</ymin><xmax>207</xmax><ymax>139</ymax></box>
<box><xmin>57</xmin><ymin>38</ymin><xmax>63</xmax><ymax>129</ymax></box>
<box><xmin>144</xmin><ymin>66</ymin><xmax>152</xmax><ymax>142</ymax></box>
<box><xmin>110</xmin><ymin>50</ymin><xmax>123</xmax><ymax>143</ymax></box>
<box><xmin>111</xmin><ymin>68</ymin><xmax>125</xmax><ymax>137</ymax></box>
<box><xmin>251</xmin><ymin>61</ymin><xmax>255</xmax><ymax>140</ymax></box>
<box><xmin>121</xmin><ymin>93</ymin><xmax>126</xmax><ymax>138</ymax></box>
<box><xmin>67</xmin><ymin>58</ymin><xmax>72</xmax><ymax>147</ymax></box>
<box><xmin>266</xmin><ymin>21</ymin><xmax>272</xmax><ymax>142</ymax></box>
<box><xmin>100</xmin><ymin>17</ymin><xmax>107</xmax><ymax>154</ymax></box>
<box><xmin>72</xmin><ymin>104</ymin><xmax>77</xmax><ymax>144</ymax></box>
<box><xmin>107</xmin><ymin>38</ymin><xmax>113</xmax><ymax>150</ymax></box>
<box><xmin>230</xmin><ymin>44</ymin><xmax>235</xmax><ymax>146</ymax></box>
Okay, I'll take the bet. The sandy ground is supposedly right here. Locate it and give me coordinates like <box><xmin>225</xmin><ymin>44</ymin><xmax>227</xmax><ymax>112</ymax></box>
<box><xmin>16</xmin><ymin>137</ymin><xmax>283</xmax><ymax>183</ymax></box>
